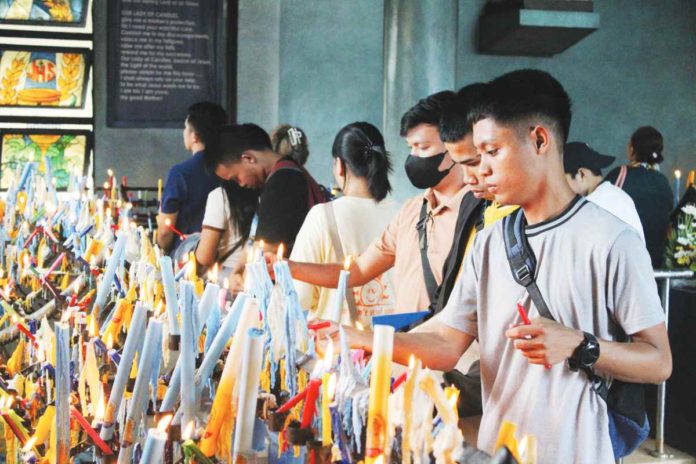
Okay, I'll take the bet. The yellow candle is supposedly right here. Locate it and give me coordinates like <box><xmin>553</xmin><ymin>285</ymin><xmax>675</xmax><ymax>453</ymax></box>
<box><xmin>365</xmin><ymin>325</ymin><xmax>394</xmax><ymax>463</ymax></box>
<box><xmin>321</xmin><ymin>372</ymin><xmax>333</xmax><ymax>446</ymax></box>
<box><xmin>157</xmin><ymin>178</ymin><xmax>163</xmax><ymax>205</ymax></box>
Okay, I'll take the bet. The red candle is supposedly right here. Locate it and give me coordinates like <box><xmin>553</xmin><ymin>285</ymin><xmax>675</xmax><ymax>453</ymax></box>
<box><xmin>70</xmin><ymin>406</ymin><xmax>113</xmax><ymax>455</ymax></box>
<box><xmin>165</xmin><ymin>218</ymin><xmax>186</xmax><ymax>240</ymax></box>
<box><xmin>391</xmin><ymin>372</ymin><xmax>407</xmax><ymax>392</ymax></box>
<box><xmin>307</xmin><ymin>321</ymin><xmax>331</xmax><ymax>331</ymax></box>
<box><xmin>16</xmin><ymin>323</ymin><xmax>38</xmax><ymax>349</ymax></box>
<box><xmin>275</xmin><ymin>386</ymin><xmax>309</xmax><ymax>414</ymax></box>
<box><xmin>300</xmin><ymin>378</ymin><xmax>322</xmax><ymax>428</ymax></box>
<box><xmin>516</xmin><ymin>303</ymin><xmax>531</xmax><ymax>325</ymax></box>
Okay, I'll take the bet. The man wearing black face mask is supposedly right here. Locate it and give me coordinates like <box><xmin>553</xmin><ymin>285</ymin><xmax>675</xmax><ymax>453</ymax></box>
<box><xmin>287</xmin><ymin>91</ymin><xmax>467</xmax><ymax>314</ymax></box>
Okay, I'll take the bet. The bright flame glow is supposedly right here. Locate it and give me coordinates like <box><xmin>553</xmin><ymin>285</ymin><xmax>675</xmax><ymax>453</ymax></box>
<box><xmin>106</xmin><ymin>333</ymin><xmax>114</xmax><ymax>350</ymax></box>
<box><xmin>343</xmin><ymin>255</ymin><xmax>352</xmax><ymax>271</ymax></box>
<box><xmin>165</xmin><ymin>218</ymin><xmax>172</xmax><ymax>227</ymax></box>
<box><xmin>374</xmin><ymin>455</ymin><xmax>384</xmax><ymax>464</ymax></box>
<box><xmin>675</xmin><ymin>169</ymin><xmax>682</xmax><ymax>179</ymax></box>
<box><xmin>223</xmin><ymin>277</ymin><xmax>229</xmax><ymax>290</ymax></box>
<box><xmin>88</xmin><ymin>315</ymin><xmax>97</xmax><ymax>338</ymax></box>
<box><xmin>182</xmin><ymin>421</ymin><xmax>195</xmax><ymax>440</ymax></box>
<box><xmin>107</xmin><ymin>169</ymin><xmax>114</xmax><ymax>177</ymax></box>
<box><xmin>158</xmin><ymin>414</ymin><xmax>174</xmax><ymax>433</ymax></box>
<box><xmin>22</xmin><ymin>436</ymin><xmax>37</xmax><ymax>453</ymax></box>
<box><xmin>355</xmin><ymin>321</ymin><xmax>364</xmax><ymax>332</ymax></box>
<box><xmin>5</xmin><ymin>395</ymin><xmax>14</xmax><ymax>409</ymax></box>
<box><xmin>103</xmin><ymin>181</ymin><xmax>109</xmax><ymax>190</ymax></box>
<box><xmin>327</xmin><ymin>373</ymin><xmax>337</xmax><ymax>402</ymax></box>
<box><xmin>94</xmin><ymin>388</ymin><xmax>105</xmax><ymax>422</ymax></box>
<box><xmin>408</xmin><ymin>354</ymin><xmax>416</xmax><ymax>369</ymax></box>
<box><xmin>277</xmin><ymin>243</ymin><xmax>285</xmax><ymax>260</ymax></box>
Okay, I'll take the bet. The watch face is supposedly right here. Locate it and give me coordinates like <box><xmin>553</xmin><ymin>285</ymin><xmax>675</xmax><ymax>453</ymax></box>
<box><xmin>581</xmin><ymin>338</ymin><xmax>600</xmax><ymax>366</ymax></box>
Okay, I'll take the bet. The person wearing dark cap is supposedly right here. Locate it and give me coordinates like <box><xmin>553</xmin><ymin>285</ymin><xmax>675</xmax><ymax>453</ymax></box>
<box><xmin>564</xmin><ymin>141</ymin><xmax>644</xmax><ymax>241</ymax></box>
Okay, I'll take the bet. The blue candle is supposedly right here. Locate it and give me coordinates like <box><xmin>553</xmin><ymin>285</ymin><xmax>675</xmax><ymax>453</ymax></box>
<box><xmin>54</xmin><ymin>323</ymin><xmax>71</xmax><ymax>463</ymax></box>
<box><xmin>93</xmin><ymin>231</ymin><xmax>129</xmax><ymax>317</ymax></box>
<box><xmin>674</xmin><ymin>170</ymin><xmax>682</xmax><ymax>208</ymax></box>
<box><xmin>180</xmin><ymin>282</ymin><xmax>197</xmax><ymax>428</ymax></box>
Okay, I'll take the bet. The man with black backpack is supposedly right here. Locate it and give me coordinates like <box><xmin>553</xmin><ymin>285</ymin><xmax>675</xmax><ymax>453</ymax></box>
<box><xmin>320</xmin><ymin>70</ymin><xmax>671</xmax><ymax>463</ymax></box>
<box><xmin>204</xmin><ymin>123</ymin><xmax>328</xmax><ymax>254</ymax></box>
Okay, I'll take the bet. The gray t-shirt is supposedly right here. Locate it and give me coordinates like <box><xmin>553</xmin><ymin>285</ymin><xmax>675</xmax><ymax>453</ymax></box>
<box><xmin>437</xmin><ymin>197</ymin><xmax>665</xmax><ymax>463</ymax></box>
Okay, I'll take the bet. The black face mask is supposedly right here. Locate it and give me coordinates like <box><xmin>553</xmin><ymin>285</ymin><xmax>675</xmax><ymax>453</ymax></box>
<box><xmin>404</xmin><ymin>151</ymin><xmax>454</xmax><ymax>189</ymax></box>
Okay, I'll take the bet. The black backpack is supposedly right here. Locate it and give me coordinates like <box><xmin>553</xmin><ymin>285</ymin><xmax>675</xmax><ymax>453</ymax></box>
<box><xmin>502</xmin><ymin>207</ymin><xmax>649</xmax><ymax>459</ymax></box>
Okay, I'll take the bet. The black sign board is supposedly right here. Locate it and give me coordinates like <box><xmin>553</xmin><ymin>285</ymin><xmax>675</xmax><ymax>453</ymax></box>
<box><xmin>107</xmin><ymin>0</ymin><xmax>226</xmax><ymax>127</ymax></box>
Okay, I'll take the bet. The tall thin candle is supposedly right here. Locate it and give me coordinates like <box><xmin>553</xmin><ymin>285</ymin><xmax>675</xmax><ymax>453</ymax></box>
<box><xmin>159</xmin><ymin>256</ymin><xmax>180</xmax><ymax>337</ymax></box>
<box><xmin>117</xmin><ymin>319</ymin><xmax>162</xmax><ymax>464</ymax></box>
<box><xmin>232</xmin><ymin>328</ymin><xmax>265</xmax><ymax>462</ymax></box>
<box><xmin>328</xmin><ymin>256</ymin><xmax>351</xmax><ymax>323</ymax></box>
<box><xmin>101</xmin><ymin>303</ymin><xmax>147</xmax><ymax>441</ymax></box>
<box><xmin>365</xmin><ymin>325</ymin><xmax>394</xmax><ymax>463</ymax></box>
<box><xmin>93</xmin><ymin>230</ymin><xmax>128</xmax><ymax>316</ymax></box>
<box><xmin>54</xmin><ymin>323</ymin><xmax>71</xmax><ymax>464</ymax></box>
<box><xmin>180</xmin><ymin>282</ymin><xmax>197</xmax><ymax>429</ymax></box>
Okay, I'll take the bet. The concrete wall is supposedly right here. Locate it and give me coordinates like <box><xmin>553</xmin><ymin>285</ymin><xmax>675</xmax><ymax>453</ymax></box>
<box><xmin>94</xmin><ymin>0</ymin><xmax>696</xmax><ymax>198</ymax></box>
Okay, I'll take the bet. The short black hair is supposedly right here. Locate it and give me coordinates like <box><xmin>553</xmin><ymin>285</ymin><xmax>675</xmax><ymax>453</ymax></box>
<box><xmin>332</xmin><ymin>121</ymin><xmax>392</xmax><ymax>201</ymax></box>
<box><xmin>565</xmin><ymin>166</ymin><xmax>602</xmax><ymax>177</ymax></box>
<box><xmin>439</xmin><ymin>83</ymin><xmax>486</xmax><ymax>143</ymax></box>
<box><xmin>468</xmin><ymin>69</ymin><xmax>572</xmax><ymax>144</ymax></box>
<box><xmin>204</xmin><ymin>123</ymin><xmax>272</xmax><ymax>170</ymax></box>
<box><xmin>186</xmin><ymin>102</ymin><xmax>227</xmax><ymax>146</ymax></box>
<box><xmin>400</xmin><ymin>90</ymin><xmax>457</xmax><ymax>137</ymax></box>
<box><xmin>630</xmin><ymin>126</ymin><xmax>664</xmax><ymax>165</ymax></box>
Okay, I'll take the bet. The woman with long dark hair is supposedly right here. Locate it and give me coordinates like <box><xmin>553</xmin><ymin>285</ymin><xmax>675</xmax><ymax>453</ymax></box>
<box><xmin>290</xmin><ymin>121</ymin><xmax>399</xmax><ymax>325</ymax></box>
<box><xmin>195</xmin><ymin>179</ymin><xmax>259</xmax><ymax>278</ymax></box>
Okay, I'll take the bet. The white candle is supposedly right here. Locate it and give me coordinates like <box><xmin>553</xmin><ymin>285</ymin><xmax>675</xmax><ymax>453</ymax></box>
<box><xmin>54</xmin><ymin>323</ymin><xmax>71</xmax><ymax>464</ymax></box>
<box><xmin>194</xmin><ymin>293</ymin><xmax>249</xmax><ymax>396</ymax></box>
<box><xmin>101</xmin><ymin>303</ymin><xmax>147</xmax><ymax>441</ymax></box>
<box><xmin>180</xmin><ymin>283</ymin><xmax>197</xmax><ymax>429</ymax></box>
<box><xmin>329</xmin><ymin>256</ymin><xmax>352</xmax><ymax>323</ymax></box>
<box><xmin>139</xmin><ymin>414</ymin><xmax>172</xmax><ymax>464</ymax></box>
<box><xmin>93</xmin><ymin>230</ymin><xmax>128</xmax><ymax>316</ymax></box>
<box><xmin>118</xmin><ymin>318</ymin><xmax>163</xmax><ymax>464</ymax></box>
<box><xmin>232</xmin><ymin>327</ymin><xmax>265</xmax><ymax>461</ymax></box>
<box><xmin>159</xmin><ymin>256</ymin><xmax>180</xmax><ymax>336</ymax></box>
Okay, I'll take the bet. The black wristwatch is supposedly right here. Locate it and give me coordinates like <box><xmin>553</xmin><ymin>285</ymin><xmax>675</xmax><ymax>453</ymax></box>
<box><xmin>568</xmin><ymin>332</ymin><xmax>600</xmax><ymax>373</ymax></box>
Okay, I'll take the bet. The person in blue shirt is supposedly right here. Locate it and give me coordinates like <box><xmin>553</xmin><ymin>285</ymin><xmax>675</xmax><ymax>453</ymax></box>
<box><xmin>157</xmin><ymin>102</ymin><xmax>227</xmax><ymax>254</ymax></box>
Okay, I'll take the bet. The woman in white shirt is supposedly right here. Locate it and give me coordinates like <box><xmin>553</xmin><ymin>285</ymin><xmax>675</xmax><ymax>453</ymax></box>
<box><xmin>290</xmin><ymin>122</ymin><xmax>400</xmax><ymax>325</ymax></box>
<box><xmin>195</xmin><ymin>180</ymin><xmax>258</xmax><ymax>279</ymax></box>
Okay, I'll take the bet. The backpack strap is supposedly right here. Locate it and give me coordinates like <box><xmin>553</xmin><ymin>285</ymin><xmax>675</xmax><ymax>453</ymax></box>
<box><xmin>614</xmin><ymin>165</ymin><xmax>628</xmax><ymax>189</ymax></box>
<box><xmin>268</xmin><ymin>158</ymin><xmax>328</xmax><ymax>209</ymax></box>
<box><xmin>323</xmin><ymin>202</ymin><xmax>359</xmax><ymax>325</ymax></box>
<box><xmin>416</xmin><ymin>199</ymin><xmax>439</xmax><ymax>304</ymax></box>
<box><xmin>502</xmin><ymin>208</ymin><xmax>554</xmax><ymax>320</ymax></box>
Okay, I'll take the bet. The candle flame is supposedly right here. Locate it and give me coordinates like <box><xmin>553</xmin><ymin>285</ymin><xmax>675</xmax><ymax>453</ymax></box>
<box><xmin>158</xmin><ymin>414</ymin><xmax>174</xmax><ymax>433</ymax></box>
<box><xmin>182</xmin><ymin>420</ymin><xmax>195</xmax><ymax>440</ymax></box>
<box><xmin>208</xmin><ymin>263</ymin><xmax>219</xmax><ymax>284</ymax></box>
<box><xmin>327</xmin><ymin>373</ymin><xmax>337</xmax><ymax>402</ymax></box>
<box><xmin>107</xmin><ymin>169</ymin><xmax>114</xmax><ymax>177</ymax></box>
<box><xmin>155</xmin><ymin>300</ymin><xmax>165</xmax><ymax>316</ymax></box>
<box><xmin>223</xmin><ymin>277</ymin><xmax>229</xmax><ymax>290</ymax></box>
<box><xmin>277</xmin><ymin>243</ymin><xmax>285</xmax><ymax>260</ymax></box>
<box><xmin>374</xmin><ymin>455</ymin><xmax>385</xmax><ymax>464</ymax></box>
<box><xmin>355</xmin><ymin>321</ymin><xmax>364</xmax><ymax>331</ymax></box>
<box><xmin>343</xmin><ymin>255</ymin><xmax>352</xmax><ymax>271</ymax></box>
<box><xmin>94</xmin><ymin>388</ymin><xmax>105</xmax><ymax>422</ymax></box>
<box><xmin>22</xmin><ymin>436</ymin><xmax>37</xmax><ymax>453</ymax></box>
<box><xmin>103</xmin><ymin>181</ymin><xmax>110</xmax><ymax>190</ymax></box>
<box><xmin>408</xmin><ymin>354</ymin><xmax>416</xmax><ymax>369</ymax></box>
<box><xmin>5</xmin><ymin>395</ymin><xmax>14</xmax><ymax>409</ymax></box>
<box><xmin>106</xmin><ymin>333</ymin><xmax>114</xmax><ymax>350</ymax></box>
<box><xmin>675</xmin><ymin>169</ymin><xmax>682</xmax><ymax>179</ymax></box>
<box><xmin>88</xmin><ymin>314</ymin><xmax>97</xmax><ymax>338</ymax></box>
<box><xmin>258</xmin><ymin>240</ymin><xmax>265</xmax><ymax>252</ymax></box>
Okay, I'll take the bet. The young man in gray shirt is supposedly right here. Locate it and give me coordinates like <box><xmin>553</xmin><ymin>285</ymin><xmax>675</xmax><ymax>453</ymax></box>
<box><xmin>323</xmin><ymin>69</ymin><xmax>671</xmax><ymax>463</ymax></box>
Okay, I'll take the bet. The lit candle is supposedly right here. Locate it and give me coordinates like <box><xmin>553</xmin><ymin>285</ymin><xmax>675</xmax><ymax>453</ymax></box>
<box><xmin>328</xmin><ymin>256</ymin><xmax>352</xmax><ymax>324</ymax></box>
<box><xmin>157</xmin><ymin>178</ymin><xmax>163</xmax><ymax>206</ymax></box>
<box><xmin>140</xmin><ymin>414</ymin><xmax>172</xmax><ymax>464</ymax></box>
<box><xmin>687</xmin><ymin>170</ymin><xmax>695</xmax><ymax>189</ymax></box>
<box><xmin>365</xmin><ymin>324</ymin><xmax>394</xmax><ymax>463</ymax></box>
<box><xmin>118</xmin><ymin>318</ymin><xmax>162</xmax><ymax>463</ymax></box>
<box><xmin>70</xmin><ymin>406</ymin><xmax>112</xmax><ymax>455</ymax></box>
<box><xmin>232</xmin><ymin>328</ymin><xmax>265</xmax><ymax>462</ymax></box>
<box><xmin>54</xmin><ymin>323</ymin><xmax>71</xmax><ymax>464</ymax></box>
<box><xmin>101</xmin><ymin>303</ymin><xmax>147</xmax><ymax>441</ymax></box>
<box><xmin>674</xmin><ymin>169</ymin><xmax>682</xmax><ymax>207</ymax></box>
